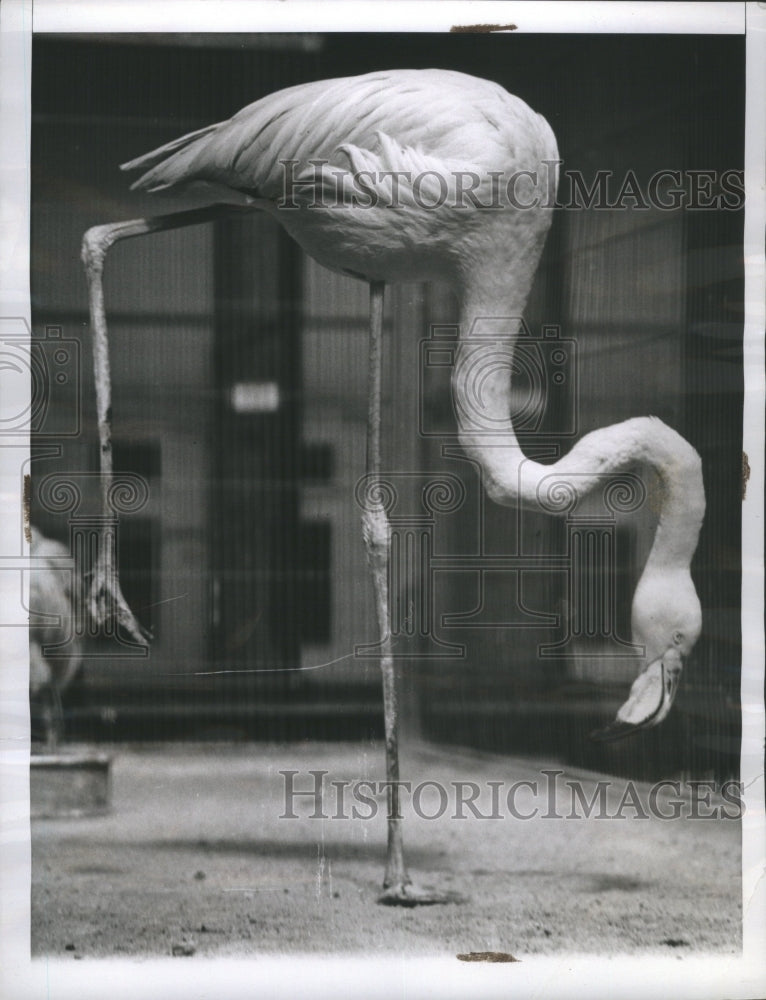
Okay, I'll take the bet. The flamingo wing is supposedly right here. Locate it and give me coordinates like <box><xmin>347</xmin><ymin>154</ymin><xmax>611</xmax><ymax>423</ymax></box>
<box><xmin>121</xmin><ymin>69</ymin><xmax>556</xmax><ymax>204</ymax></box>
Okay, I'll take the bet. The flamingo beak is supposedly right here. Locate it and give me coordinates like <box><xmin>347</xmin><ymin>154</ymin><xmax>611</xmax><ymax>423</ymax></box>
<box><xmin>589</xmin><ymin>647</ymin><xmax>683</xmax><ymax>743</ymax></box>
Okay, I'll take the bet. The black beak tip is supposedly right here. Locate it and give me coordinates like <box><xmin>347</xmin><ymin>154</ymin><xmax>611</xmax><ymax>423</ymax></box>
<box><xmin>589</xmin><ymin>719</ymin><xmax>641</xmax><ymax>743</ymax></box>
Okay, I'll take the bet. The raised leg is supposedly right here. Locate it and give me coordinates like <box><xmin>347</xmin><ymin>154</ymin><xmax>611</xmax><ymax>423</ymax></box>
<box><xmin>363</xmin><ymin>282</ymin><xmax>459</xmax><ymax>907</ymax></box>
<box><xmin>81</xmin><ymin>205</ymin><xmax>252</xmax><ymax>643</ymax></box>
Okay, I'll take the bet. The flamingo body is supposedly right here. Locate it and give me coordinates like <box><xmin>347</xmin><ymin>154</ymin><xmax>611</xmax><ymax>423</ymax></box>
<box><xmin>122</xmin><ymin>69</ymin><xmax>558</xmax><ymax>284</ymax></box>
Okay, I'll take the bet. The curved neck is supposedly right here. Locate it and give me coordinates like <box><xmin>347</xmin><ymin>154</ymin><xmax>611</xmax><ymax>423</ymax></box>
<box><xmin>454</xmin><ymin>297</ymin><xmax>705</xmax><ymax>575</ymax></box>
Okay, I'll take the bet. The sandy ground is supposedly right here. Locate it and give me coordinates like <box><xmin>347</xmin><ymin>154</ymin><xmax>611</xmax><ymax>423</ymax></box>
<box><xmin>31</xmin><ymin>741</ymin><xmax>741</xmax><ymax>959</ymax></box>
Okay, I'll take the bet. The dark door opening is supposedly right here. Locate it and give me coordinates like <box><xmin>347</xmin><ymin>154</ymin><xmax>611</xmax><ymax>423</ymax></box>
<box><xmin>211</xmin><ymin>213</ymin><xmax>303</xmax><ymax>700</ymax></box>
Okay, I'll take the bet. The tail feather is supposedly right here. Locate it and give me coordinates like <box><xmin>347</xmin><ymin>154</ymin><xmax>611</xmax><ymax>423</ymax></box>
<box><xmin>120</xmin><ymin>121</ymin><xmax>224</xmax><ymax>191</ymax></box>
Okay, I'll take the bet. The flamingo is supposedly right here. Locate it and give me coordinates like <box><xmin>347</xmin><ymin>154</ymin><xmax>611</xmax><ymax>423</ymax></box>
<box><xmin>81</xmin><ymin>68</ymin><xmax>705</xmax><ymax>905</ymax></box>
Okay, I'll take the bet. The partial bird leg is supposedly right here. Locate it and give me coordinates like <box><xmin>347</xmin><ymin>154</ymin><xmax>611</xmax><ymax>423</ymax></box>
<box><xmin>363</xmin><ymin>282</ymin><xmax>458</xmax><ymax>907</ymax></box>
<box><xmin>81</xmin><ymin>205</ymin><xmax>253</xmax><ymax>644</ymax></box>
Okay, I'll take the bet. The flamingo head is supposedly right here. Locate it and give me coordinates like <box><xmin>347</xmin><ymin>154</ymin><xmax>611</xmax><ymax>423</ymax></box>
<box><xmin>590</xmin><ymin>570</ymin><xmax>702</xmax><ymax>742</ymax></box>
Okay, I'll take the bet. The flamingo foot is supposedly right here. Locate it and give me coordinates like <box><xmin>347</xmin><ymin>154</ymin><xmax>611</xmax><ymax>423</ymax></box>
<box><xmin>89</xmin><ymin>555</ymin><xmax>151</xmax><ymax>644</ymax></box>
<box><xmin>377</xmin><ymin>882</ymin><xmax>464</xmax><ymax>907</ymax></box>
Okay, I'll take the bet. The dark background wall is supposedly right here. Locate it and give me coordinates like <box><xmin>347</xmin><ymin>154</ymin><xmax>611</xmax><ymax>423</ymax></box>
<box><xmin>30</xmin><ymin>33</ymin><xmax>743</xmax><ymax>780</ymax></box>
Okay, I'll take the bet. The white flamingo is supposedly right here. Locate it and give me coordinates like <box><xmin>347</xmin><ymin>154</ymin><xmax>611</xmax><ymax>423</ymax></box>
<box><xmin>81</xmin><ymin>68</ymin><xmax>705</xmax><ymax>905</ymax></box>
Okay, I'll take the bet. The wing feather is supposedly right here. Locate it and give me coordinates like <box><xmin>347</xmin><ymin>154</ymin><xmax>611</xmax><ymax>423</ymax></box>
<box><xmin>122</xmin><ymin>69</ymin><xmax>558</xmax><ymax>202</ymax></box>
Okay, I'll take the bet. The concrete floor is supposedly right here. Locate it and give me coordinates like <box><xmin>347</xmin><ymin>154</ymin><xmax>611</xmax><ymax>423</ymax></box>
<box><xmin>32</xmin><ymin>741</ymin><xmax>742</xmax><ymax>959</ymax></box>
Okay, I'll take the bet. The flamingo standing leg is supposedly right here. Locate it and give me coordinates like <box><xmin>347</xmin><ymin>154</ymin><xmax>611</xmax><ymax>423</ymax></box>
<box><xmin>363</xmin><ymin>282</ymin><xmax>457</xmax><ymax>907</ymax></box>
<box><xmin>360</xmin><ymin>281</ymin><xmax>408</xmax><ymax>898</ymax></box>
